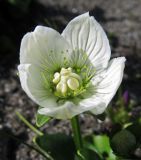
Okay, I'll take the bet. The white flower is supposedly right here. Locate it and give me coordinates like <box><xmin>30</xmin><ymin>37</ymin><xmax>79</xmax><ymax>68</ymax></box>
<box><xmin>18</xmin><ymin>12</ymin><xmax>126</xmax><ymax>119</ymax></box>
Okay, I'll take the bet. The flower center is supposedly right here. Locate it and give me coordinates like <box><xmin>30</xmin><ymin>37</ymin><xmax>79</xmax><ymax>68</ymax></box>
<box><xmin>52</xmin><ymin>67</ymin><xmax>81</xmax><ymax>97</ymax></box>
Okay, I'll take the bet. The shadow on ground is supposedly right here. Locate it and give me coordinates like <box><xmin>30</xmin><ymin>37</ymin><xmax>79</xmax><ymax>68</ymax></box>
<box><xmin>0</xmin><ymin>127</ymin><xmax>28</xmax><ymax>160</ymax></box>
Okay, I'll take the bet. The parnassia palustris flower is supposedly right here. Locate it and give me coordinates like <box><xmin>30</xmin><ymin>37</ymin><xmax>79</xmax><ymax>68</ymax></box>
<box><xmin>18</xmin><ymin>13</ymin><xmax>126</xmax><ymax>119</ymax></box>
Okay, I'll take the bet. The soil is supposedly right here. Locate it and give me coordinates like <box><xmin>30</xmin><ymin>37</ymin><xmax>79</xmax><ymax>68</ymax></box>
<box><xmin>0</xmin><ymin>0</ymin><xmax>141</xmax><ymax>159</ymax></box>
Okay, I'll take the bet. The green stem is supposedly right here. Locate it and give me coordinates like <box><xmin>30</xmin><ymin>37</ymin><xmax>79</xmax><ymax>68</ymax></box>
<box><xmin>71</xmin><ymin>115</ymin><xmax>83</xmax><ymax>151</ymax></box>
<box><xmin>16</xmin><ymin>111</ymin><xmax>43</xmax><ymax>136</ymax></box>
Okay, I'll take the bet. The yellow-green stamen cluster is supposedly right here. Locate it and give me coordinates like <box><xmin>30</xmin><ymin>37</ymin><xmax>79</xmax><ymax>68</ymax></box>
<box><xmin>53</xmin><ymin>67</ymin><xmax>81</xmax><ymax>97</ymax></box>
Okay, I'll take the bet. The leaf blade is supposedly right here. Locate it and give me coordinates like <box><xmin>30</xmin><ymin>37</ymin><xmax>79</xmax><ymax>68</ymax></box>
<box><xmin>36</xmin><ymin>113</ymin><xmax>51</xmax><ymax>127</ymax></box>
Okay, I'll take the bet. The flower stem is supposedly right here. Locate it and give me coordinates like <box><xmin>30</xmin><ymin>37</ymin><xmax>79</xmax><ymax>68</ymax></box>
<box><xmin>16</xmin><ymin>111</ymin><xmax>43</xmax><ymax>136</ymax></box>
<box><xmin>71</xmin><ymin>115</ymin><xmax>83</xmax><ymax>151</ymax></box>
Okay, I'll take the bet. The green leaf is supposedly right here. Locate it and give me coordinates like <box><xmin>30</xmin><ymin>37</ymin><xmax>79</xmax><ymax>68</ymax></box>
<box><xmin>75</xmin><ymin>148</ymin><xmax>101</xmax><ymax>160</ymax></box>
<box><xmin>93</xmin><ymin>135</ymin><xmax>110</xmax><ymax>153</ymax></box>
<box><xmin>93</xmin><ymin>135</ymin><xmax>116</xmax><ymax>160</ymax></box>
<box><xmin>36</xmin><ymin>113</ymin><xmax>51</xmax><ymax>127</ymax></box>
<box><xmin>84</xmin><ymin>134</ymin><xmax>116</xmax><ymax>160</ymax></box>
<box><xmin>110</xmin><ymin>130</ymin><xmax>136</xmax><ymax>158</ymax></box>
<box><xmin>126</xmin><ymin>123</ymin><xmax>141</xmax><ymax>141</ymax></box>
<box><xmin>34</xmin><ymin>133</ymin><xmax>75</xmax><ymax>160</ymax></box>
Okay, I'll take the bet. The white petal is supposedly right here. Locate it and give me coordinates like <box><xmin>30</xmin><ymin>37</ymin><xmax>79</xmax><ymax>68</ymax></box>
<box><xmin>62</xmin><ymin>12</ymin><xmax>111</xmax><ymax>69</ymax></box>
<box><xmin>18</xmin><ymin>64</ymin><xmax>37</xmax><ymax>103</ymax></box>
<box><xmin>18</xmin><ymin>64</ymin><xmax>57</xmax><ymax>108</ymax></box>
<box><xmin>79</xmin><ymin>96</ymin><xmax>106</xmax><ymax>115</ymax></box>
<box><xmin>91</xmin><ymin>57</ymin><xmax>126</xmax><ymax>114</ymax></box>
<box><xmin>38</xmin><ymin>97</ymin><xmax>105</xmax><ymax>119</ymax></box>
<box><xmin>20</xmin><ymin>26</ymin><xmax>71</xmax><ymax>71</ymax></box>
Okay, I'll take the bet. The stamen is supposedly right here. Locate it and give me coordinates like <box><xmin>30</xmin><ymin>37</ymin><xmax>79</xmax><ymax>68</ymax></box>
<box><xmin>52</xmin><ymin>72</ymin><xmax>60</xmax><ymax>84</ymax></box>
<box><xmin>52</xmin><ymin>67</ymin><xmax>81</xmax><ymax>97</ymax></box>
<box><xmin>67</xmin><ymin>77</ymin><xmax>79</xmax><ymax>90</ymax></box>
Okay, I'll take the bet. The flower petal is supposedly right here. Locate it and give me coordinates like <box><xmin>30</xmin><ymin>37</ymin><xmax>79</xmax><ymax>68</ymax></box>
<box><xmin>20</xmin><ymin>26</ymin><xmax>71</xmax><ymax>72</ymax></box>
<box><xmin>18</xmin><ymin>64</ymin><xmax>57</xmax><ymax>108</ymax></box>
<box><xmin>19</xmin><ymin>58</ymin><xmax>125</xmax><ymax>120</ymax></box>
<box><xmin>18</xmin><ymin>64</ymin><xmax>36</xmax><ymax>102</ymax></box>
<box><xmin>91</xmin><ymin>57</ymin><xmax>126</xmax><ymax>114</ymax></box>
<box><xmin>62</xmin><ymin>12</ymin><xmax>111</xmax><ymax>69</ymax></box>
<box><xmin>38</xmin><ymin>97</ymin><xmax>105</xmax><ymax>119</ymax></box>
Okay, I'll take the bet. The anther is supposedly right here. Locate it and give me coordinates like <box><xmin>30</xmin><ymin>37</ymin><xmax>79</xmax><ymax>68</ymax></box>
<box><xmin>52</xmin><ymin>67</ymin><xmax>81</xmax><ymax>97</ymax></box>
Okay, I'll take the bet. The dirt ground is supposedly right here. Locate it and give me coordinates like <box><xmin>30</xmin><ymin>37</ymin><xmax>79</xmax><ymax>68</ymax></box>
<box><xmin>0</xmin><ymin>0</ymin><xmax>141</xmax><ymax>159</ymax></box>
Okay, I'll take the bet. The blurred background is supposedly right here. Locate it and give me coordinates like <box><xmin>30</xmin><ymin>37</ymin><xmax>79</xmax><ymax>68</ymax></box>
<box><xmin>0</xmin><ymin>0</ymin><xmax>141</xmax><ymax>159</ymax></box>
